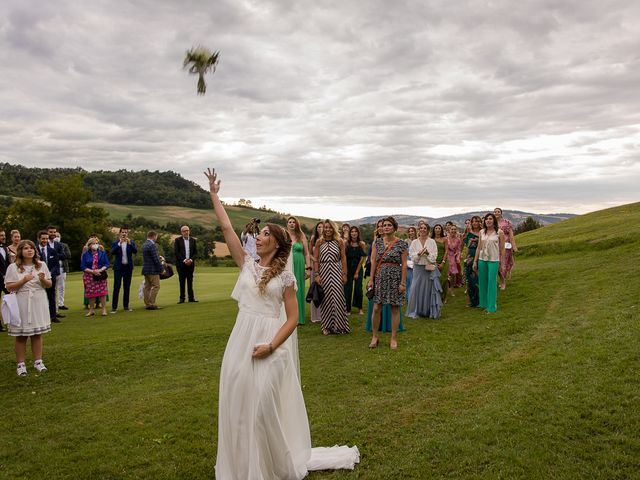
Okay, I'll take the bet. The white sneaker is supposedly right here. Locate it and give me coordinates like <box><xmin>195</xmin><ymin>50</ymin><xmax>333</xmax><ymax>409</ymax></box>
<box><xmin>110</xmin><ymin>310</ymin><xmax>117</xmax><ymax>314</ymax></box>
<box><xmin>16</xmin><ymin>362</ymin><xmax>27</xmax><ymax>376</ymax></box>
<box><xmin>33</xmin><ymin>360</ymin><xmax>48</xmax><ymax>373</ymax></box>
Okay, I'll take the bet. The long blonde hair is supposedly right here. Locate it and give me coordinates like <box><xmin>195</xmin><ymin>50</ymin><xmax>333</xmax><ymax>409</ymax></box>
<box><xmin>318</xmin><ymin>219</ymin><xmax>340</xmax><ymax>245</ymax></box>
<box><xmin>257</xmin><ymin>223</ymin><xmax>292</xmax><ymax>295</ymax></box>
<box><xmin>15</xmin><ymin>240</ymin><xmax>43</xmax><ymax>273</ymax></box>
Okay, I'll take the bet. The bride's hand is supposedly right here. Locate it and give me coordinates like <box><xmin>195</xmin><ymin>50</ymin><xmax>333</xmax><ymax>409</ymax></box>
<box><xmin>204</xmin><ymin>167</ymin><xmax>221</xmax><ymax>194</ymax></box>
<box><xmin>252</xmin><ymin>343</ymin><xmax>272</xmax><ymax>359</ymax></box>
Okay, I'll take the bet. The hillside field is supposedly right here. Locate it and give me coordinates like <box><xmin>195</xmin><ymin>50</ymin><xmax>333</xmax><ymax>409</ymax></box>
<box><xmin>96</xmin><ymin>202</ymin><xmax>321</xmax><ymax>231</ymax></box>
<box><xmin>0</xmin><ymin>203</ymin><xmax>638</xmax><ymax>479</ymax></box>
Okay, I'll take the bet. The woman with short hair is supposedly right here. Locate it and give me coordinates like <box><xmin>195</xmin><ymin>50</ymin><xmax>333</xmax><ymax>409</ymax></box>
<box><xmin>4</xmin><ymin>240</ymin><xmax>52</xmax><ymax>376</ymax></box>
<box><xmin>81</xmin><ymin>237</ymin><xmax>110</xmax><ymax>317</ymax></box>
<box><xmin>367</xmin><ymin>216</ymin><xmax>408</xmax><ymax>350</ymax></box>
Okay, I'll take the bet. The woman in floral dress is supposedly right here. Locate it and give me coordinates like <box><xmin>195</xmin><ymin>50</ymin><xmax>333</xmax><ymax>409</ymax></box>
<box><xmin>81</xmin><ymin>237</ymin><xmax>110</xmax><ymax>316</ymax></box>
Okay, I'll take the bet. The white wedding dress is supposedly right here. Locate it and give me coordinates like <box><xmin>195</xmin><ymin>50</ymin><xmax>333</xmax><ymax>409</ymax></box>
<box><xmin>215</xmin><ymin>255</ymin><xmax>359</xmax><ymax>479</ymax></box>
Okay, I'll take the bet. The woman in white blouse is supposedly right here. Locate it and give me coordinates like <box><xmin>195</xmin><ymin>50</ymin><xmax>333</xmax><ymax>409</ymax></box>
<box><xmin>406</xmin><ymin>221</ymin><xmax>443</xmax><ymax>319</ymax></box>
<box><xmin>4</xmin><ymin>240</ymin><xmax>52</xmax><ymax>376</ymax></box>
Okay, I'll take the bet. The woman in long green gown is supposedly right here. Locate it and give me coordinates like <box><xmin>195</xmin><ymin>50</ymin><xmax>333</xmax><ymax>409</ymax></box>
<box><xmin>287</xmin><ymin>217</ymin><xmax>311</xmax><ymax>325</ymax></box>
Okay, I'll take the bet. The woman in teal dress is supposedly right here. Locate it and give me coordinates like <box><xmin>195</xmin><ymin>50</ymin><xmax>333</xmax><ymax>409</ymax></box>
<box><xmin>364</xmin><ymin>219</ymin><xmax>404</xmax><ymax>333</ymax></box>
<box><xmin>431</xmin><ymin>224</ymin><xmax>449</xmax><ymax>302</ymax></box>
<box><xmin>287</xmin><ymin>217</ymin><xmax>311</xmax><ymax>325</ymax></box>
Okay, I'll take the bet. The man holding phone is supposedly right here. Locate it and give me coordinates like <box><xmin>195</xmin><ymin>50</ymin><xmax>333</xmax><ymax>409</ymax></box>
<box><xmin>110</xmin><ymin>226</ymin><xmax>137</xmax><ymax>313</ymax></box>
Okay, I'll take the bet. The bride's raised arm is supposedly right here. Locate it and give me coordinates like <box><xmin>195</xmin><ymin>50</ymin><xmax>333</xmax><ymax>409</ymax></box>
<box><xmin>204</xmin><ymin>168</ymin><xmax>245</xmax><ymax>267</ymax></box>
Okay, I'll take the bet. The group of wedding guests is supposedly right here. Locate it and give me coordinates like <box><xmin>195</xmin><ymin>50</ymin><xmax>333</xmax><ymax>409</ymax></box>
<box><xmin>272</xmin><ymin>208</ymin><xmax>518</xmax><ymax>350</ymax></box>
<box><xmin>0</xmin><ymin>224</ymin><xmax>201</xmax><ymax>376</ymax></box>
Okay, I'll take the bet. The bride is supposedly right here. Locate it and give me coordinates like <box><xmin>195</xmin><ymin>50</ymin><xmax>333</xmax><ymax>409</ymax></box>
<box><xmin>205</xmin><ymin>169</ymin><xmax>359</xmax><ymax>479</ymax></box>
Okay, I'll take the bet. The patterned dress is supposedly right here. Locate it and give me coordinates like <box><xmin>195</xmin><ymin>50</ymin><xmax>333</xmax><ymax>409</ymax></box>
<box><xmin>463</xmin><ymin>232</ymin><xmax>480</xmax><ymax>307</ymax></box>
<box><xmin>373</xmin><ymin>238</ymin><xmax>408</xmax><ymax>306</ymax></box>
<box><xmin>498</xmin><ymin>218</ymin><xmax>515</xmax><ymax>276</ymax></box>
<box><xmin>319</xmin><ymin>240</ymin><xmax>350</xmax><ymax>334</ymax></box>
<box><xmin>83</xmin><ymin>252</ymin><xmax>108</xmax><ymax>298</ymax></box>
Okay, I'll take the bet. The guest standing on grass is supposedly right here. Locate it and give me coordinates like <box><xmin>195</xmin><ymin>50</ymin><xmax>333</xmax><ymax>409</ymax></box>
<box><xmin>473</xmin><ymin>213</ymin><xmax>506</xmax><ymax>314</ymax></box>
<box><xmin>367</xmin><ymin>216</ymin><xmax>408</xmax><ymax>350</ymax></box>
<box><xmin>111</xmin><ymin>226</ymin><xmax>137</xmax><ymax>313</ymax></box>
<box><xmin>4</xmin><ymin>240</ymin><xmax>52</xmax><ymax>376</ymax></box>
<box><xmin>494</xmin><ymin>207</ymin><xmax>517</xmax><ymax>290</ymax></box>
<box><xmin>308</xmin><ymin>221</ymin><xmax>324</xmax><ymax>323</ymax></box>
<box><xmin>404</xmin><ymin>226</ymin><xmax>417</xmax><ymax>301</ymax></box>
<box><xmin>314</xmin><ymin>220</ymin><xmax>350</xmax><ymax>335</ymax></box>
<box><xmin>241</xmin><ymin>218</ymin><xmax>260</xmax><ymax>260</ymax></box>
<box><xmin>47</xmin><ymin>226</ymin><xmax>66</xmax><ymax>319</ymax></box>
<box><xmin>447</xmin><ymin>225</ymin><xmax>463</xmax><ymax>291</ymax></box>
<box><xmin>340</xmin><ymin>223</ymin><xmax>351</xmax><ymax>242</ymax></box>
<box><xmin>7</xmin><ymin>230</ymin><xmax>21</xmax><ymax>262</ymax></box>
<box><xmin>54</xmin><ymin>233</ymin><xmax>71</xmax><ymax>312</ymax></box>
<box><xmin>174</xmin><ymin>225</ymin><xmax>198</xmax><ymax>304</ymax></box>
<box><xmin>142</xmin><ymin>231</ymin><xmax>163</xmax><ymax>310</ymax></box>
<box><xmin>286</xmin><ymin>216</ymin><xmax>311</xmax><ymax>325</ymax></box>
<box><xmin>0</xmin><ymin>229</ymin><xmax>8</xmax><ymax>332</ymax></box>
<box><xmin>432</xmin><ymin>224</ymin><xmax>449</xmax><ymax>302</ymax></box>
<box><xmin>407</xmin><ymin>222</ymin><xmax>442</xmax><ymax>319</ymax></box>
<box><xmin>344</xmin><ymin>226</ymin><xmax>366</xmax><ymax>315</ymax></box>
<box><xmin>365</xmin><ymin>219</ymin><xmax>405</xmax><ymax>333</ymax></box>
<box><xmin>463</xmin><ymin>216</ymin><xmax>482</xmax><ymax>308</ymax></box>
<box><xmin>81</xmin><ymin>237</ymin><xmax>109</xmax><ymax>317</ymax></box>
<box><xmin>37</xmin><ymin>231</ymin><xmax>62</xmax><ymax>323</ymax></box>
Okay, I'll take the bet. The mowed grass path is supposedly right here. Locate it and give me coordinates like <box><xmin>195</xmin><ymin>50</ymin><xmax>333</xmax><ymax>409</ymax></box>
<box><xmin>1</xmin><ymin>203</ymin><xmax>639</xmax><ymax>479</ymax></box>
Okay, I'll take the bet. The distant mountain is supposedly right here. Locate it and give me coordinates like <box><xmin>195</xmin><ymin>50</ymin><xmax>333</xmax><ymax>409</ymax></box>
<box><xmin>345</xmin><ymin>210</ymin><xmax>576</xmax><ymax>228</ymax></box>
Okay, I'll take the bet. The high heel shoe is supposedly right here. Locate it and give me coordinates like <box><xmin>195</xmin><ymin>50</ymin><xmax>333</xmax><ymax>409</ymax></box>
<box><xmin>368</xmin><ymin>338</ymin><xmax>379</xmax><ymax>349</ymax></box>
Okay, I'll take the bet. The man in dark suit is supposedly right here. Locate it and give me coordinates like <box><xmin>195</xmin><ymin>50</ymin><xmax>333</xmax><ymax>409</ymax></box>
<box><xmin>141</xmin><ymin>230</ymin><xmax>163</xmax><ymax>310</ymax></box>
<box><xmin>0</xmin><ymin>229</ymin><xmax>9</xmax><ymax>332</ymax></box>
<box><xmin>47</xmin><ymin>226</ymin><xmax>67</xmax><ymax>317</ymax></box>
<box><xmin>174</xmin><ymin>225</ymin><xmax>198</xmax><ymax>303</ymax></box>
<box><xmin>38</xmin><ymin>230</ymin><xmax>62</xmax><ymax>323</ymax></box>
<box><xmin>111</xmin><ymin>226</ymin><xmax>137</xmax><ymax>313</ymax></box>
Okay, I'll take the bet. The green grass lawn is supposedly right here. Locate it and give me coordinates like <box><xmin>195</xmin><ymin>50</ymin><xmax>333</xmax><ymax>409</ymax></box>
<box><xmin>1</xmin><ymin>203</ymin><xmax>639</xmax><ymax>479</ymax></box>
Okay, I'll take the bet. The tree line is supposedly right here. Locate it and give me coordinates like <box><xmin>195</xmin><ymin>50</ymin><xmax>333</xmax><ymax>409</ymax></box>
<box><xmin>0</xmin><ymin>163</ymin><xmax>211</xmax><ymax>209</ymax></box>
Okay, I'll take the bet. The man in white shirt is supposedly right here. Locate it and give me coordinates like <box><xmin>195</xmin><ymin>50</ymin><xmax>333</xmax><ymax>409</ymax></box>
<box><xmin>173</xmin><ymin>225</ymin><xmax>198</xmax><ymax>303</ymax></box>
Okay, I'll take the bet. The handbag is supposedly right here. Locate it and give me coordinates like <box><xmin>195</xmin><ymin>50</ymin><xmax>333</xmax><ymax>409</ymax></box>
<box><xmin>92</xmin><ymin>270</ymin><xmax>108</xmax><ymax>281</ymax></box>
<box><xmin>160</xmin><ymin>263</ymin><xmax>174</xmax><ymax>280</ymax></box>
<box><xmin>305</xmin><ymin>281</ymin><xmax>324</xmax><ymax>307</ymax></box>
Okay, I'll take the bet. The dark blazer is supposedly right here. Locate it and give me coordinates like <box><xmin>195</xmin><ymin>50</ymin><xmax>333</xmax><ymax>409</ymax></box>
<box><xmin>141</xmin><ymin>239</ymin><xmax>163</xmax><ymax>275</ymax></box>
<box><xmin>81</xmin><ymin>249</ymin><xmax>110</xmax><ymax>271</ymax></box>
<box><xmin>174</xmin><ymin>237</ymin><xmax>197</xmax><ymax>266</ymax></box>
<box><xmin>49</xmin><ymin>240</ymin><xmax>66</xmax><ymax>263</ymax></box>
<box><xmin>38</xmin><ymin>244</ymin><xmax>61</xmax><ymax>277</ymax></box>
<box><xmin>58</xmin><ymin>241</ymin><xmax>72</xmax><ymax>273</ymax></box>
<box><xmin>0</xmin><ymin>245</ymin><xmax>9</xmax><ymax>293</ymax></box>
<box><xmin>111</xmin><ymin>239</ymin><xmax>138</xmax><ymax>270</ymax></box>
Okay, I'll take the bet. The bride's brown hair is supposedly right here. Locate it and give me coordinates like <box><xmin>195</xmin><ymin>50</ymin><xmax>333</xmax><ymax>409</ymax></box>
<box><xmin>257</xmin><ymin>223</ymin><xmax>292</xmax><ymax>295</ymax></box>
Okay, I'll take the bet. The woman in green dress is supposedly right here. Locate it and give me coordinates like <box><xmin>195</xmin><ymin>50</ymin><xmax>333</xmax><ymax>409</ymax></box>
<box><xmin>287</xmin><ymin>217</ymin><xmax>311</xmax><ymax>325</ymax></box>
<box><xmin>463</xmin><ymin>216</ymin><xmax>482</xmax><ymax>307</ymax></box>
<box><xmin>431</xmin><ymin>224</ymin><xmax>449</xmax><ymax>302</ymax></box>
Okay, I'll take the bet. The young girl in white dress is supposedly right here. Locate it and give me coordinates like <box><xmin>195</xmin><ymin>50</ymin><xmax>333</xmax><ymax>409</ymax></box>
<box><xmin>3</xmin><ymin>240</ymin><xmax>52</xmax><ymax>376</ymax></box>
<box><xmin>205</xmin><ymin>168</ymin><xmax>359</xmax><ymax>479</ymax></box>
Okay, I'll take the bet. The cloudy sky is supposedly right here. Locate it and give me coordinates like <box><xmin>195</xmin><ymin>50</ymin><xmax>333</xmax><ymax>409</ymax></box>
<box><xmin>1</xmin><ymin>0</ymin><xmax>638</xmax><ymax>220</ymax></box>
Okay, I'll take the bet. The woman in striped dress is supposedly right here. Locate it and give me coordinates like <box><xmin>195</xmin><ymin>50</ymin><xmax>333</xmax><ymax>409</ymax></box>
<box><xmin>314</xmin><ymin>220</ymin><xmax>350</xmax><ymax>335</ymax></box>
